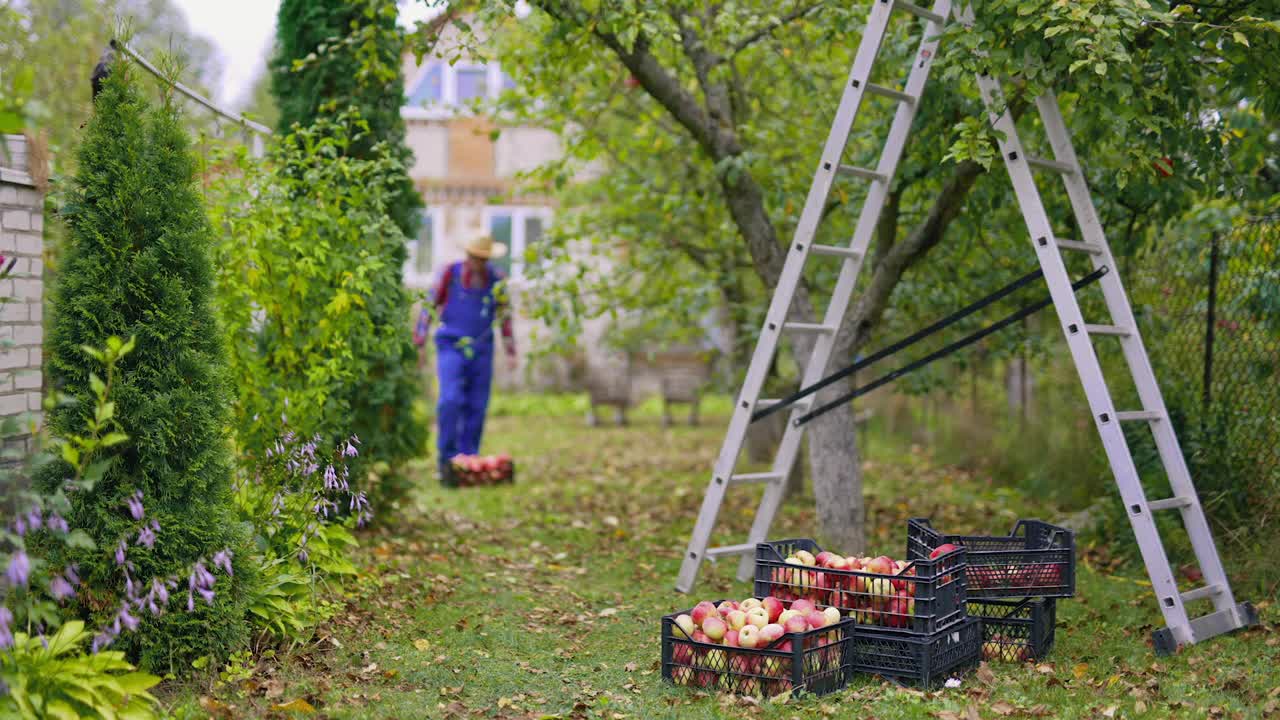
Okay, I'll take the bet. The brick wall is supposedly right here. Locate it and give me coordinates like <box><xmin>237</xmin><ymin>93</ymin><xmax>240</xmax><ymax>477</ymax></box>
<box><xmin>0</xmin><ymin>134</ymin><xmax>45</xmax><ymax>456</ymax></box>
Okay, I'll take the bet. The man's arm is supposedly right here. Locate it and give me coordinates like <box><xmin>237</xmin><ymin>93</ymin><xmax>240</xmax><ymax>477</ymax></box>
<box><xmin>414</xmin><ymin>265</ymin><xmax>451</xmax><ymax>347</ymax></box>
<box><xmin>493</xmin><ymin>269</ymin><xmax>516</xmax><ymax>359</ymax></box>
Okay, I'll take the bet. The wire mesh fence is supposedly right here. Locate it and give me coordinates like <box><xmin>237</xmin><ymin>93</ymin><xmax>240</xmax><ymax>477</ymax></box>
<box><xmin>1130</xmin><ymin>215</ymin><xmax>1280</xmax><ymax>529</ymax></box>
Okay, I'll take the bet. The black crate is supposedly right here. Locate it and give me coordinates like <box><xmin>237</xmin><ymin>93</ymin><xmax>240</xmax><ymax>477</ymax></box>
<box><xmin>906</xmin><ymin>518</ymin><xmax>1075</xmax><ymax>599</ymax></box>
<box><xmin>754</xmin><ymin>538</ymin><xmax>967</xmax><ymax>636</ymax></box>
<box><xmin>850</xmin><ymin>616</ymin><xmax>982</xmax><ymax>689</ymax></box>
<box><xmin>661</xmin><ymin>601</ymin><xmax>854</xmax><ymax>698</ymax></box>
<box><xmin>968</xmin><ymin>597</ymin><xmax>1056</xmax><ymax>663</ymax></box>
<box><xmin>442</xmin><ymin>460</ymin><xmax>515</xmax><ymax>488</ymax></box>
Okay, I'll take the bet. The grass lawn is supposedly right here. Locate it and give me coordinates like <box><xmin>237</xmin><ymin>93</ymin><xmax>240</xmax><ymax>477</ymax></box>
<box><xmin>167</xmin><ymin>396</ymin><xmax>1277</xmax><ymax>719</ymax></box>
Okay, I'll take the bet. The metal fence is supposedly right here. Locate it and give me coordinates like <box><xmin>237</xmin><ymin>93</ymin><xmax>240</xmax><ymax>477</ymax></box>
<box><xmin>1130</xmin><ymin>216</ymin><xmax>1279</xmax><ymax>525</ymax></box>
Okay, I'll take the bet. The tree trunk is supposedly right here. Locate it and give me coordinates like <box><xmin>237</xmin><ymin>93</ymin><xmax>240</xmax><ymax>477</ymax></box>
<box><xmin>805</xmin><ymin>377</ymin><xmax>865</xmax><ymax>554</ymax></box>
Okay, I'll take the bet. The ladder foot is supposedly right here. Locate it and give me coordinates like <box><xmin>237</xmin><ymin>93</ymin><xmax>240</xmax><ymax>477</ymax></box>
<box><xmin>1152</xmin><ymin>602</ymin><xmax>1259</xmax><ymax>655</ymax></box>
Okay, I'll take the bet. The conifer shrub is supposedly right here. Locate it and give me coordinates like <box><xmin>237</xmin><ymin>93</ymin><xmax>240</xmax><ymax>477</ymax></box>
<box><xmin>40</xmin><ymin>62</ymin><xmax>251</xmax><ymax>672</ymax></box>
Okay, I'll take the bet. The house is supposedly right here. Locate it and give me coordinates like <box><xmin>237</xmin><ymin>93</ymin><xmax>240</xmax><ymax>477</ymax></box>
<box><xmin>398</xmin><ymin>28</ymin><xmax>728</xmax><ymax>402</ymax></box>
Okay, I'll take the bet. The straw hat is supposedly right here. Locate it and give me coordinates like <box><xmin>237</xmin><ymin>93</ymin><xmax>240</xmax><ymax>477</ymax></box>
<box><xmin>461</xmin><ymin>234</ymin><xmax>508</xmax><ymax>260</ymax></box>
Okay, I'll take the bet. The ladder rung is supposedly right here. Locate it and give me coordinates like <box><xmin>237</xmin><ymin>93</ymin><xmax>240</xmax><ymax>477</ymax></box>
<box><xmin>1026</xmin><ymin>155</ymin><xmax>1077</xmax><ymax>174</ymax></box>
<box><xmin>1116</xmin><ymin>410</ymin><xmax>1164</xmax><ymax>422</ymax></box>
<box><xmin>1085</xmin><ymin>324</ymin><xmax>1131</xmax><ymax>337</ymax></box>
<box><xmin>1147</xmin><ymin>496</ymin><xmax>1193</xmax><ymax>511</ymax></box>
<box><xmin>782</xmin><ymin>322</ymin><xmax>836</xmax><ymax>334</ymax></box>
<box><xmin>1180</xmin><ymin>584</ymin><xmax>1224</xmax><ymax>604</ymax></box>
<box><xmin>1056</xmin><ymin>239</ymin><xmax>1105</xmax><ymax>255</ymax></box>
<box><xmin>837</xmin><ymin>164</ymin><xmax>888</xmax><ymax>182</ymax></box>
<box><xmin>892</xmin><ymin>0</ymin><xmax>945</xmax><ymax>23</ymax></box>
<box><xmin>729</xmin><ymin>472</ymin><xmax>784</xmax><ymax>485</ymax></box>
<box><xmin>866</xmin><ymin>83</ymin><xmax>916</xmax><ymax>104</ymax></box>
<box><xmin>757</xmin><ymin>398</ymin><xmax>814</xmax><ymax>410</ymax></box>
<box><xmin>706</xmin><ymin>544</ymin><xmax>755</xmax><ymax>559</ymax></box>
<box><xmin>810</xmin><ymin>244</ymin><xmax>863</xmax><ymax>260</ymax></box>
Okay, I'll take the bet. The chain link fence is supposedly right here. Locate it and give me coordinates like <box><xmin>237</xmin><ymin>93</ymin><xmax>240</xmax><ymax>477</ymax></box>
<box><xmin>1131</xmin><ymin>216</ymin><xmax>1279</xmax><ymax>532</ymax></box>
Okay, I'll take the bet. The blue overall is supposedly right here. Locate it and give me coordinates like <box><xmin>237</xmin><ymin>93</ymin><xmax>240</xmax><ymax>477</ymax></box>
<box><xmin>435</xmin><ymin>262</ymin><xmax>500</xmax><ymax>463</ymax></box>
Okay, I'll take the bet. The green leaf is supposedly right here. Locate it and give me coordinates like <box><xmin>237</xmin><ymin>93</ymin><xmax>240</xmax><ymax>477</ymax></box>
<box><xmin>1232</xmin><ymin>31</ymin><xmax>1249</xmax><ymax>47</ymax></box>
<box><xmin>100</xmin><ymin>432</ymin><xmax>129</xmax><ymax>448</ymax></box>
<box><xmin>65</xmin><ymin>529</ymin><xmax>96</xmax><ymax>550</ymax></box>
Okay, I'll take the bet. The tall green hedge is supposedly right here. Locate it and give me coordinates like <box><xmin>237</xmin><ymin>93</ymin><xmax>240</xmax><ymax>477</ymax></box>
<box><xmin>42</xmin><ymin>63</ymin><xmax>250</xmax><ymax>672</ymax></box>
<box><xmin>270</xmin><ymin>0</ymin><xmax>421</xmax><ymax>240</ymax></box>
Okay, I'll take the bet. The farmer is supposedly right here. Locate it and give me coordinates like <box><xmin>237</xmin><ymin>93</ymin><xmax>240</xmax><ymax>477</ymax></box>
<box><xmin>414</xmin><ymin>234</ymin><xmax>517</xmax><ymax>482</ymax></box>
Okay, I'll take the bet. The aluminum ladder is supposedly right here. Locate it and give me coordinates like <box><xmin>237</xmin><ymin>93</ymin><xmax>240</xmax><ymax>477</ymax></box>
<box><xmin>675</xmin><ymin>0</ymin><xmax>1256</xmax><ymax>654</ymax></box>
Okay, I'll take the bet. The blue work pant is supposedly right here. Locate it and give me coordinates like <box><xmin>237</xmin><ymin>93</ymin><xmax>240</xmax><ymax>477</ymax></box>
<box><xmin>436</xmin><ymin>340</ymin><xmax>494</xmax><ymax>462</ymax></box>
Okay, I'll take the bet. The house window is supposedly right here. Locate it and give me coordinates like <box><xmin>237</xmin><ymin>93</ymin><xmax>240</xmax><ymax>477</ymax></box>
<box><xmin>456</xmin><ymin>67</ymin><xmax>489</xmax><ymax>104</ymax></box>
<box><xmin>408</xmin><ymin>64</ymin><xmax>443</xmax><ymax>107</ymax></box>
<box><xmin>415</xmin><ymin>210</ymin><xmax>436</xmax><ymax>273</ymax></box>
<box><xmin>484</xmin><ymin>206</ymin><xmax>553</xmax><ymax>279</ymax></box>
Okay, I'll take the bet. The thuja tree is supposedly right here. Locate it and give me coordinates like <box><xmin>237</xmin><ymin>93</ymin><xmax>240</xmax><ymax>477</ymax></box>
<box><xmin>207</xmin><ymin>113</ymin><xmax>426</xmax><ymax>480</ymax></box>
<box><xmin>40</xmin><ymin>62</ymin><xmax>250</xmax><ymax>672</ymax></box>
<box><xmin>270</xmin><ymin>0</ymin><xmax>421</xmax><ymax>239</ymax></box>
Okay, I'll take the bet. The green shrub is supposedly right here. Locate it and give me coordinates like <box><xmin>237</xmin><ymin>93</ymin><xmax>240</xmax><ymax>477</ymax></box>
<box><xmin>0</xmin><ymin>621</ymin><xmax>161</xmax><ymax>720</ymax></box>
<box><xmin>40</xmin><ymin>62</ymin><xmax>251</xmax><ymax>672</ymax></box>
<box><xmin>207</xmin><ymin>114</ymin><xmax>425</xmax><ymax>483</ymax></box>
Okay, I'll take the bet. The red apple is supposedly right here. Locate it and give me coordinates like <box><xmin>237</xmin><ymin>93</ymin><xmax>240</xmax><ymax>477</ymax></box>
<box><xmin>867</xmin><ymin>555</ymin><xmax>895</xmax><ymax>575</ymax></box>
<box><xmin>815</xmin><ymin>551</ymin><xmax>837</xmax><ymax>567</ymax></box>
<box><xmin>717</xmin><ymin>600</ymin><xmax>739</xmax><ymax>615</ymax></box>
<box><xmin>783</xmin><ymin>615</ymin><xmax>808</xmax><ymax>634</ymax></box>
<box><xmin>702</xmin><ymin>616</ymin><xmax>727</xmax><ymax>642</ymax></box>
<box><xmin>723</xmin><ymin>629</ymin><xmax>739</xmax><ymax>648</ymax></box>
<box><xmin>761</xmin><ymin>597</ymin><xmax>784</xmax><ymax>623</ymax></box>
<box><xmin>791</xmin><ymin>599</ymin><xmax>816</xmax><ymax>615</ymax></box>
<box><xmin>929</xmin><ymin>543</ymin><xmax>960</xmax><ymax>560</ymax></box>
<box><xmin>691</xmin><ymin>601</ymin><xmax>719</xmax><ymax>627</ymax></box>
<box><xmin>805</xmin><ymin>611</ymin><xmax>828</xmax><ymax>630</ymax></box>
<box><xmin>692</xmin><ymin>630</ymin><xmax>710</xmax><ymax>645</ymax></box>
<box><xmin>759</xmin><ymin>623</ymin><xmax>785</xmax><ymax>646</ymax></box>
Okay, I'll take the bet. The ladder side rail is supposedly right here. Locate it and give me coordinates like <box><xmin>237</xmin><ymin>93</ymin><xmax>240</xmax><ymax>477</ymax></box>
<box><xmin>733</xmin><ymin>0</ymin><xmax>956</xmax><ymax>582</ymax></box>
<box><xmin>975</xmin><ymin>74</ymin><xmax>1192</xmax><ymax>645</ymax></box>
<box><xmin>675</xmin><ymin>1</ymin><xmax>900</xmax><ymax>593</ymax></box>
<box><xmin>1034</xmin><ymin>93</ymin><xmax>1239</xmax><ymax>616</ymax></box>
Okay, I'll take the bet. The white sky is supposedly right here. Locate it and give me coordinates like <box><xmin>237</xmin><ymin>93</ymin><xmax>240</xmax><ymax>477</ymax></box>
<box><xmin>170</xmin><ymin>0</ymin><xmax>442</xmax><ymax>109</ymax></box>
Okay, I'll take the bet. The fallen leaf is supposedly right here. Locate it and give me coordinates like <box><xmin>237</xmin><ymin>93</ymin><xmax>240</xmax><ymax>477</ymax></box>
<box><xmin>598</xmin><ymin>608</ymin><xmax>619</xmax><ymax>617</ymax></box>
<box><xmin>933</xmin><ymin>713</ymin><xmax>962</xmax><ymax>720</ymax></box>
<box><xmin>769</xmin><ymin>688</ymin><xmax>792</xmax><ymax>705</ymax></box>
<box><xmin>992</xmin><ymin>700</ymin><xmax>1017</xmax><ymax>716</ymax></box>
<box><xmin>1136</xmin><ymin>700</ymin><xmax>1148</xmax><ymax>713</ymax></box>
<box><xmin>1102</xmin><ymin>706</ymin><xmax>1118</xmax><ymax>718</ymax></box>
<box><xmin>271</xmin><ymin>698</ymin><xmax>316</xmax><ymax>714</ymax></box>
<box><xmin>1036</xmin><ymin>663</ymin><xmax>1055</xmax><ymax>675</ymax></box>
<box><xmin>966</xmin><ymin>705</ymin><xmax>981</xmax><ymax>720</ymax></box>
<box><xmin>1073</xmin><ymin>663</ymin><xmax>1089</xmax><ymax>679</ymax></box>
<box><xmin>413</xmin><ymin>638</ymin><xmax>431</xmax><ymax>652</ymax></box>
<box><xmin>977</xmin><ymin>662</ymin><xmax>996</xmax><ymax>685</ymax></box>
<box><xmin>624</xmin><ymin>662</ymin><xmax>638</xmax><ymax>672</ymax></box>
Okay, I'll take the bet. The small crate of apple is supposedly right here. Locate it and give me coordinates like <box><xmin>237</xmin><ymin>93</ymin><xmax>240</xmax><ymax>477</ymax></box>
<box><xmin>906</xmin><ymin>518</ymin><xmax>1075</xmax><ymax>600</ymax></box>
<box><xmin>661</xmin><ymin>597</ymin><xmax>854</xmax><ymax>698</ymax></box>
<box><xmin>849</xmin><ymin>616</ymin><xmax>983</xmax><ymax>689</ymax></box>
<box><xmin>968</xmin><ymin>597</ymin><xmax>1057</xmax><ymax>663</ymax></box>
<box><xmin>446</xmin><ymin>453</ymin><xmax>515</xmax><ymax>487</ymax></box>
<box><xmin>753</xmin><ymin>539</ymin><xmax>967</xmax><ymax>636</ymax></box>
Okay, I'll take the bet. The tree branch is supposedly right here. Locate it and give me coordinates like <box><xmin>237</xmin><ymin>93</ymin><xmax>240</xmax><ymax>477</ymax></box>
<box><xmin>724</xmin><ymin>2</ymin><xmax>826</xmax><ymax>61</ymax></box>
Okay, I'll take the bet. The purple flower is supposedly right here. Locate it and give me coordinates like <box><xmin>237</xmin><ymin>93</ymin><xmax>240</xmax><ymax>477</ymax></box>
<box><xmin>344</xmin><ymin>436</ymin><xmax>360</xmax><ymax>457</ymax></box>
<box><xmin>212</xmin><ymin>549</ymin><xmax>234</xmax><ymax>576</ymax></box>
<box><xmin>126</xmin><ymin>491</ymin><xmax>144</xmax><ymax>521</ymax></box>
<box><xmin>47</xmin><ymin>513</ymin><xmax>68</xmax><ymax>534</ymax></box>
<box><xmin>0</xmin><ymin>607</ymin><xmax>13</xmax><ymax>650</ymax></box>
<box><xmin>147</xmin><ymin>578</ymin><xmax>170</xmax><ymax>615</ymax></box>
<box><xmin>323</xmin><ymin>465</ymin><xmax>338</xmax><ymax>491</ymax></box>
<box><xmin>297</xmin><ymin>548</ymin><xmax>308</xmax><ymax>565</ymax></box>
<box><xmin>26</xmin><ymin>508</ymin><xmax>42</xmax><ymax>531</ymax></box>
<box><xmin>49</xmin><ymin>576</ymin><xmax>76</xmax><ymax>600</ymax></box>
<box><xmin>136</xmin><ymin>521</ymin><xmax>159</xmax><ymax>549</ymax></box>
<box><xmin>12</xmin><ymin>516</ymin><xmax>26</xmax><ymax>537</ymax></box>
<box><xmin>115</xmin><ymin>540</ymin><xmax>127</xmax><ymax>566</ymax></box>
<box><xmin>5</xmin><ymin>550</ymin><xmax>30</xmax><ymax>588</ymax></box>
<box><xmin>92</xmin><ymin>631</ymin><xmax>115</xmax><ymax>652</ymax></box>
<box><xmin>117</xmin><ymin>605</ymin><xmax>139</xmax><ymax>632</ymax></box>
<box><xmin>64</xmin><ymin>565</ymin><xmax>80</xmax><ymax>586</ymax></box>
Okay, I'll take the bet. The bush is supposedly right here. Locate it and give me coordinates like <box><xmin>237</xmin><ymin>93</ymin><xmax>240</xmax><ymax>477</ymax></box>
<box><xmin>39</xmin><ymin>62</ymin><xmax>251</xmax><ymax>672</ymax></box>
<box><xmin>207</xmin><ymin>114</ymin><xmax>426</xmax><ymax>488</ymax></box>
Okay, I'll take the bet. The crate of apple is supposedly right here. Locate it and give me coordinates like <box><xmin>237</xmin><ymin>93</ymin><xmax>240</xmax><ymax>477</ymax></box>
<box><xmin>661</xmin><ymin>597</ymin><xmax>853</xmax><ymax>697</ymax></box>
<box><xmin>448</xmin><ymin>453</ymin><xmax>515</xmax><ymax>487</ymax></box>
<box><xmin>905</xmin><ymin>518</ymin><xmax>1075</xmax><ymax>599</ymax></box>
<box><xmin>968</xmin><ymin>597</ymin><xmax>1057</xmax><ymax>662</ymax></box>
<box><xmin>753</xmin><ymin>538</ymin><xmax>967</xmax><ymax>635</ymax></box>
